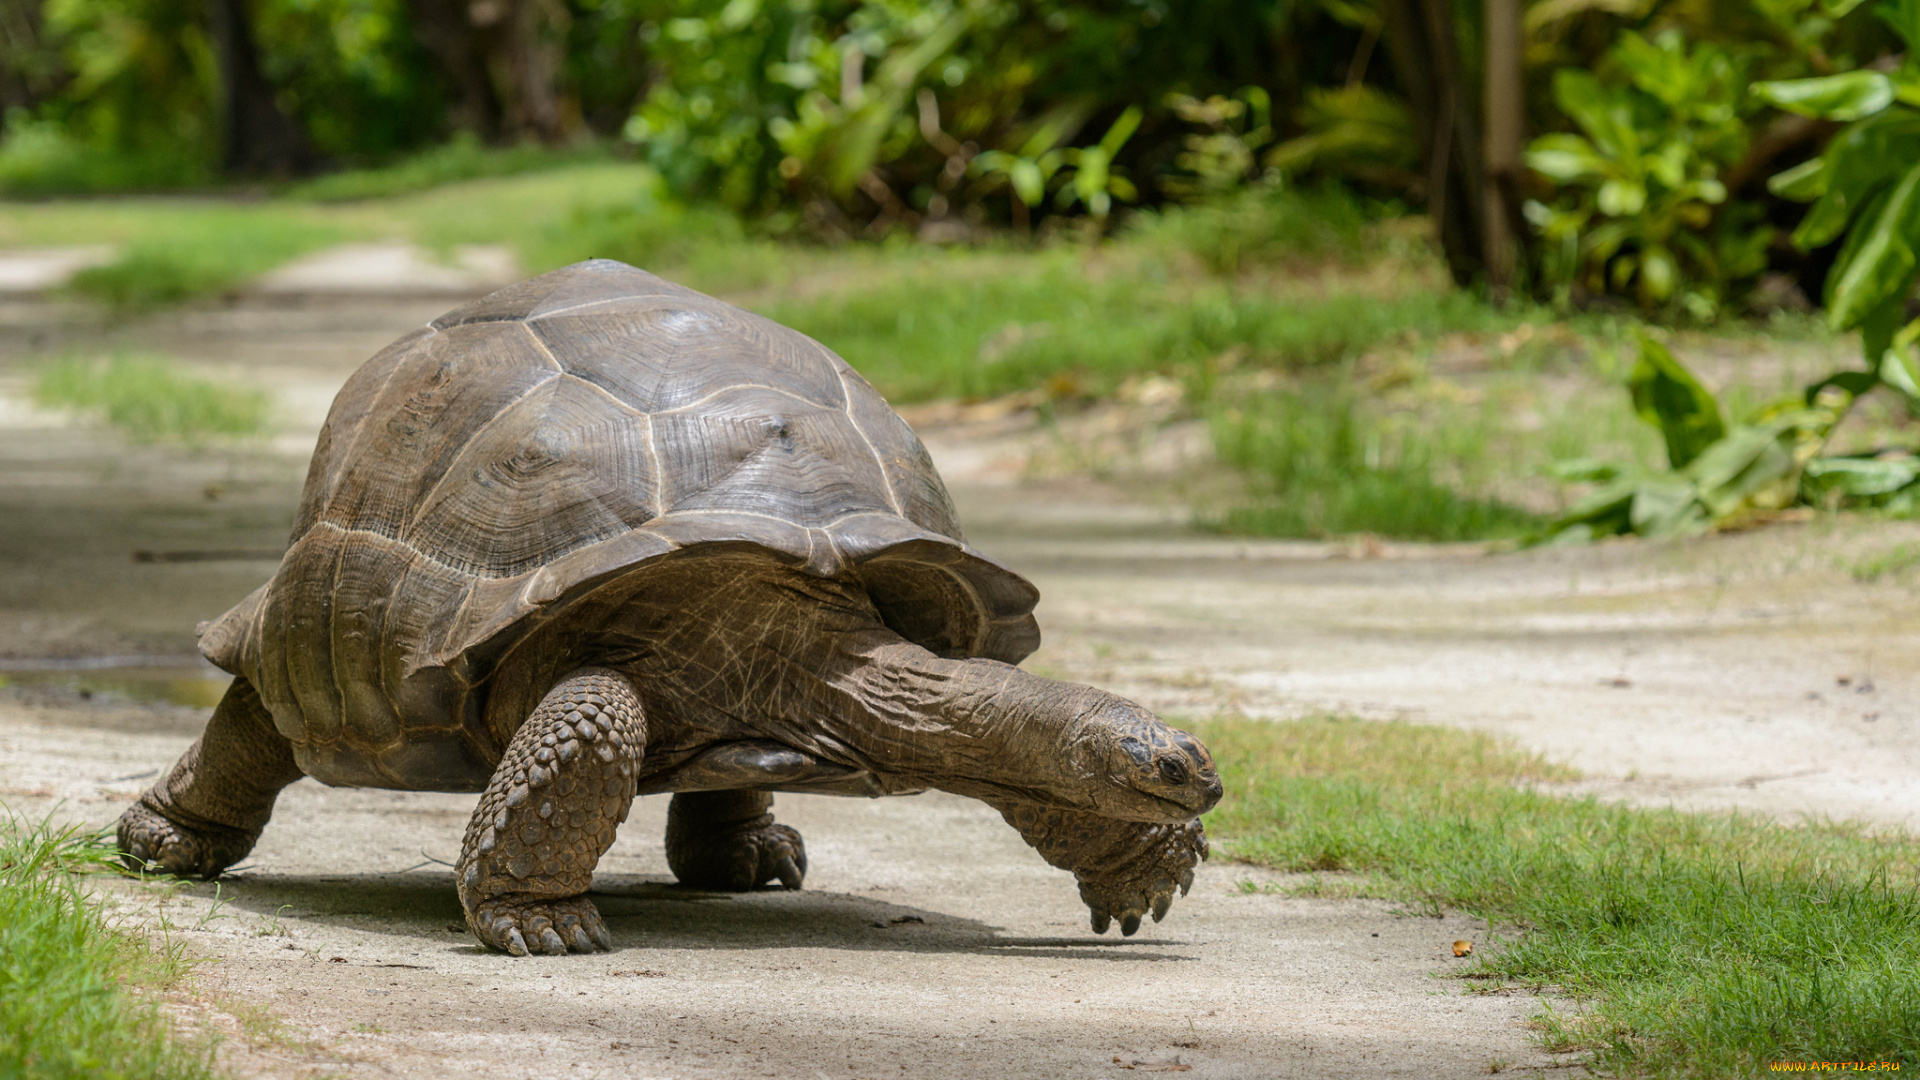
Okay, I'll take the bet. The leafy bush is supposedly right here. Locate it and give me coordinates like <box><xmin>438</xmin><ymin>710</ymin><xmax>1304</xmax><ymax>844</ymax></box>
<box><xmin>0</xmin><ymin>116</ymin><xmax>209</xmax><ymax>196</ymax></box>
<box><xmin>623</xmin><ymin>0</ymin><xmax>1337</xmax><ymax>227</ymax></box>
<box><xmin>1759</xmin><ymin>0</ymin><xmax>1920</xmax><ymax>382</ymax></box>
<box><xmin>1524</xmin><ymin>31</ymin><xmax>1769</xmax><ymax>317</ymax></box>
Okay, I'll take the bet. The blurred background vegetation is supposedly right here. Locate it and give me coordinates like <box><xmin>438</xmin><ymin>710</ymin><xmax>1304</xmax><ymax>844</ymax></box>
<box><xmin>8</xmin><ymin>0</ymin><xmax>1920</xmax><ymax>542</ymax></box>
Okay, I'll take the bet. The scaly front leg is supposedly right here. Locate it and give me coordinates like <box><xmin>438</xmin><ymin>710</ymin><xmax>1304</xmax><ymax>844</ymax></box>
<box><xmin>458</xmin><ymin>668</ymin><xmax>642</xmax><ymax>956</ymax></box>
<box><xmin>996</xmin><ymin>802</ymin><xmax>1209</xmax><ymax>936</ymax></box>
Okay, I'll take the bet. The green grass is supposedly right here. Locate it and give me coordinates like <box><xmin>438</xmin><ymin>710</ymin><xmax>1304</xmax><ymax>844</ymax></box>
<box><xmin>64</xmin><ymin>212</ymin><xmax>341</xmax><ymax>310</ymax></box>
<box><xmin>36</xmin><ymin>355</ymin><xmax>271</xmax><ymax>443</ymax></box>
<box><xmin>1195</xmin><ymin>715</ymin><xmax>1920</xmax><ymax>1076</ymax></box>
<box><xmin>0</xmin><ymin>812</ymin><xmax>214</xmax><ymax>1079</ymax></box>
<box><xmin>1207</xmin><ymin>379</ymin><xmax>1544</xmax><ymax>541</ymax></box>
<box><xmin>1125</xmin><ymin>182</ymin><xmax>1379</xmax><ymax>276</ymax></box>
<box><xmin>287</xmin><ymin>134</ymin><xmax>614</xmax><ymax>203</ymax></box>
<box><xmin>764</xmin><ymin>256</ymin><xmax>1522</xmax><ymax>403</ymax></box>
<box><xmin>1848</xmin><ymin>541</ymin><xmax>1920</xmax><ymax>582</ymax></box>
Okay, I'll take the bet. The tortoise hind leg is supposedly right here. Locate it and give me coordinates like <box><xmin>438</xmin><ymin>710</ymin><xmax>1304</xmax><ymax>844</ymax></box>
<box><xmin>458</xmin><ymin>668</ymin><xmax>642</xmax><ymax>956</ymax></box>
<box><xmin>665</xmin><ymin>790</ymin><xmax>805</xmax><ymax>891</ymax></box>
<box><xmin>118</xmin><ymin>678</ymin><xmax>304</xmax><ymax>879</ymax></box>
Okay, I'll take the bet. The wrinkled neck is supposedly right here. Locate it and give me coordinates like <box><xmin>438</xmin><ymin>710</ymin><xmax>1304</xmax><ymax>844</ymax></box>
<box><xmin>839</xmin><ymin>636</ymin><xmax>1111</xmax><ymax>807</ymax></box>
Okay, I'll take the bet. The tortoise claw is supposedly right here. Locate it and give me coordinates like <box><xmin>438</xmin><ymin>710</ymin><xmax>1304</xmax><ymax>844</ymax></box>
<box><xmin>1091</xmin><ymin>909</ymin><xmax>1112</xmax><ymax>934</ymax></box>
<box><xmin>468</xmin><ymin>894</ymin><xmax>611</xmax><ymax>956</ymax></box>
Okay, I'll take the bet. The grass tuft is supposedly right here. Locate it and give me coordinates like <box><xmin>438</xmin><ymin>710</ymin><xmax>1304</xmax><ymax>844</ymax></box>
<box><xmin>769</xmin><ymin>260</ymin><xmax>1519</xmax><ymax>403</ymax></box>
<box><xmin>1126</xmin><ymin>182</ymin><xmax>1379</xmax><ymax>276</ymax></box>
<box><xmin>65</xmin><ymin>214</ymin><xmax>339</xmax><ymax>310</ymax></box>
<box><xmin>288</xmin><ymin>134</ymin><xmax>614</xmax><ymax>203</ymax></box>
<box><xmin>0</xmin><ymin>810</ymin><xmax>214</xmax><ymax>1078</ymax></box>
<box><xmin>36</xmin><ymin>355</ymin><xmax>270</xmax><ymax>444</ymax></box>
<box><xmin>1208</xmin><ymin>381</ymin><xmax>1543</xmax><ymax>541</ymax></box>
<box><xmin>1195</xmin><ymin>715</ymin><xmax>1920</xmax><ymax>1075</ymax></box>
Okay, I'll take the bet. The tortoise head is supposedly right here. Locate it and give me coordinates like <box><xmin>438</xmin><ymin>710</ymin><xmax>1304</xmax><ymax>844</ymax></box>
<box><xmin>1069</xmin><ymin>696</ymin><xmax>1222</xmax><ymax>823</ymax></box>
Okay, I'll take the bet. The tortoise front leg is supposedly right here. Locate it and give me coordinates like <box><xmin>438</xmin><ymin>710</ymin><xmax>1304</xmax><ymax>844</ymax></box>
<box><xmin>119</xmin><ymin>678</ymin><xmax>304</xmax><ymax>879</ymax></box>
<box><xmin>995</xmin><ymin>801</ymin><xmax>1209</xmax><ymax>937</ymax></box>
<box><xmin>664</xmin><ymin>790</ymin><xmax>806</xmax><ymax>891</ymax></box>
<box><xmin>457</xmin><ymin>668</ymin><xmax>642</xmax><ymax>956</ymax></box>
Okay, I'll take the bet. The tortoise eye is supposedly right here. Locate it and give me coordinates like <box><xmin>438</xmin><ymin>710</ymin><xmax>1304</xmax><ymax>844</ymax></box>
<box><xmin>1158</xmin><ymin>758</ymin><xmax>1189</xmax><ymax>785</ymax></box>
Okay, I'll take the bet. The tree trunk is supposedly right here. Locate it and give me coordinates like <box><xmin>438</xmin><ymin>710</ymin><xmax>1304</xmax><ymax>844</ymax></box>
<box><xmin>1482</xmin><ymin>0</ymin><xmax>1525</xmax><ymax>295</ymax></box>
<box><xmin>1378</xmin><ymin>0</ymin><xmax>1486</xmax><ymax>286</ymax></box>
<box><xmin>207</xmin><ymin>0</ymin><xmax>314</xmax><ymax>176</ymax></box>
<box><xmin>404</xmin><ymin>0</ymin><xmax>566</xmax><ymax>143</ymax></box>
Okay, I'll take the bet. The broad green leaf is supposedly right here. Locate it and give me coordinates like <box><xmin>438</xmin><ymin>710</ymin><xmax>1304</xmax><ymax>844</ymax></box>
<box><xmin>1792</xmin><ymin>109</ymin><xmax>1920</xmax><ymax>249</ymax></box>
<box><xmin>1879</xmin><ymin>0</ymin><xmax>1920</xmax><ymax>48</ymax></box>
<box><xmin>1009</xmin><ymin>159</ymin><xmax>1044</xmax><ymax>206</ymax></box>
<box><xmin>1753</xmin><ymin>72</ymin><xmax>1896</xmax><ymax>120</ymax></box>
<box><xmin>1687</xmin><ymin>420</ymin><xmax>1801</xmax><ymax>516</ymax></box>
<box><xmin>1598</xmin><ymin>178</ymin><xmax>1647</xmax><ymax>216</ymax></box>
<box><xmin>1628</xmin><ymin>333</ymin><xmax>1726</xmax><ymax>469</ymax></box>
<box><xmin>1550</xmin><ymin>458</ymin><xmax>1624</xmax><ymax>482</ymax></box>
<box><xmin>1826</xmin><ymin>0</ymin><xmax>1871</xmax><ymax>16</ymax></box>
<box><xmin>1823</xmin><ymin>186</ymin><xmax>1893</xmax><ymax>307</ymax></box>
<box><xmin>1526</xmin><ymin>135</ymin><xmax>1610</xmax><ymax>181</ymax></box>
<box><xmin>1547</xmin><ymin>478</ymin><xmax>1640</xmax><ymax>539</ymax></box>
<box><xmin>1098</xmin><ymin>106</ymin><xmax>1143</xmax><ymax>156</ymax></box>
<box><xmin>1640</xmin><ymin>246</ymin><xmax>1677</xmax><ymax>300</ymax></box>
<box><xmin>1804</xmin><ymin>455</ymin><xmax>1920</xmax><ymax>496</ymax></box>
<box><xmin>1768</xmin><ymin>157</ymin><xmax>1827</xmax><ymax>201</ymax></box>
<box><xmin>1629</xmin><ymin>478</ymin><xmax>1706</xmax><ymax>536</ymax></box>
<box><xmin>1802</xmin><ymin>368</ymin><xmax>1881</xmax><ymax>405</ymax></box>
<box><xmin>1552</xmin><ymin>69</ymin><xmax>1636</xmax><ymax>159</ymax></box>
<box><xmin>1861</xmin><ymin>295</ymin><xmax>1907</xmax><ymax>368</ymax></box>
<box><xmin>1828</xmin><ymin>161</ymin><xmax>1920</xmax><ymax>330</ymax></box>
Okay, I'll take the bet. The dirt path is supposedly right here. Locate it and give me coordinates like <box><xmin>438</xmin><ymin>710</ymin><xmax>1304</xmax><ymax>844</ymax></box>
<box><xmin>4</xmin><ymin>284</ymin><xmax>1913</xmax><ymax>1075</ymax></box>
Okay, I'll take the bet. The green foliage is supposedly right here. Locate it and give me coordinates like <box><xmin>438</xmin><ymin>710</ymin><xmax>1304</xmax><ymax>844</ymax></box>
<box><xmin>36</xmin><ymin>355</ymin><xmax>271</xmax><ymax>443</ymax></box>
<box><xmin>532</xmin><ymin>177</ymin><xmax>751</xmax><ymax>275</ymax></box>
<box><xmin>66</xmin><ymin>213</ymin><xmax>339</xmax><ymax>309</ymax></box>
<box><xmin>1126</xmin><ymin>181</ymin><xmax>1375</xmax><ymax>276</ymax></box>
<box><xmin>1209</xmin><ymin>382</ymin><xmax>1543</xmax><ymax>541</ymax></box>
<box><xmin>0</xmin><ymin>115</ymin><xmax>209</xmax><ymax>196</ymax></box>
<box><xmin>624</xmin><ymin>0</ymin><xmax>1314</xmax><ymax>226</ymax></box>
<box><xmin>1264</xmin><ymin>84</ymin><xmax>1420</xmax><ymax>195</ymax></box>
<box><xmin>1198</xmin><ymin>714</ymin><xmax>1920</xmax><ymax>1075</ymax></box>
<box><xmin>2</xmin><ymin>0</ymin><xmax>220</xmax><ymax>192</ymax></box>
<box><xmin>1545</xmin><ymin>334</ymin><xmax>1863</xmax><ymax>540</ymax></box>
<box><xmin>1158</xmin><ymin>88</ymin><xmax>1271</xmax><ymax>201</ymax></box>
<box><xmin>1627</xmin><ymin>332</ymin><xmax>1727</xmax><ymax>467</ymax></box>
<box><xmin>0</xmin><ymin>812</ymin><xmax>213</xmax><ymax>1079</ymax></box>
<box><xmin>1524</xmin><ymin>31</ymin><xmax>1768</xmax><ymax>316</ymax></box>
<box><xmin>288</xmin><ymin>134</ymin><xmax>615</xmax><ymax>202</ymax></box>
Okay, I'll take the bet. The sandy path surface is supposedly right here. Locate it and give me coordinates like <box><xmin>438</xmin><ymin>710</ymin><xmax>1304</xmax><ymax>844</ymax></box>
<box><xmin>4</xmin><ymin>286</ymin><xmax>1914</xmax><ymax>1075</ymax></box>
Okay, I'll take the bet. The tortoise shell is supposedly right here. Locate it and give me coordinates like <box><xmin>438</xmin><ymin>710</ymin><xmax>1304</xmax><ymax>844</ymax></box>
<box><xmin>197</xmin><ymin>260</ymin><xmax>1040</xmax><ymax>791</ymax></box>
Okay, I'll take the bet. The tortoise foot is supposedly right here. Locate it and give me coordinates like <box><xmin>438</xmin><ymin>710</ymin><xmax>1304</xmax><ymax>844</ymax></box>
<box><xmin>467</xmin><ymin>893</ymin><xmax>612</xmax><ymax>956</ymax></box>
<box><xmin>669</xmin><ymin>817</ymin><xmax>806</xmax><ymax>892</ymax></box>
<box><xmin>115</xmin><ymin>802</ymin><xmax>258</xmax><ymax>879</ymax></box>
<box><xmin>1078</xmin><ymin>819</ymin><xmax>1209</xmax><ymax>937</ymax></box>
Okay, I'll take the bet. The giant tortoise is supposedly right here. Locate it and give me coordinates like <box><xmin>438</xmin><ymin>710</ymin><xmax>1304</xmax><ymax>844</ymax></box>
<box><xmin>118</xmin><ymin>259</ymin><xmax>1222</xmax><ymax>955</ymax></box>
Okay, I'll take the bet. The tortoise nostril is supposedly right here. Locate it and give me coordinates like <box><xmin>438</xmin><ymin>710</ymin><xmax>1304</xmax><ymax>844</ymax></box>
<box><xmin>1158</xmin><ymin>757</ymin><xmax>1188</xmax><ymax>785</ymax></box>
